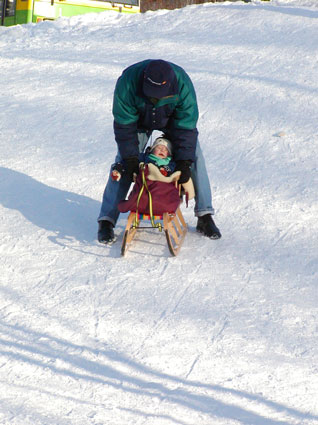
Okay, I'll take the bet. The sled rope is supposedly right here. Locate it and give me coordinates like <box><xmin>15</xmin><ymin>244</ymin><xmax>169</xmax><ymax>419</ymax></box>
<box><xmin>133</xmin><ymin>164</ymin><xmax>162</xmax><ymax>231</ymax></box>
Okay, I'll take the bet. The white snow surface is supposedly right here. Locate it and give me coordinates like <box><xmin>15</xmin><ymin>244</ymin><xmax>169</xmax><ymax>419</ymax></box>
<box><xmin>1</xmin><ymin>1</ymin><xmax>318</xmax><ymax>424</ymax></box>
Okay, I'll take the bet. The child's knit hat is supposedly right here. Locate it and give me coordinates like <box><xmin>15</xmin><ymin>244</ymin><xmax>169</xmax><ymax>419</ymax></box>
<box><xmin>150</xmin><ymin>137</ymin><xmax>173</xmax><ymax>156</ymax></box>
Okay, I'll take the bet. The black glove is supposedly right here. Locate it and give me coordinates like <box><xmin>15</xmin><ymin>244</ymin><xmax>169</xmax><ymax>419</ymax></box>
<box><xmin>124</xmin><ymin>156</ymin><xmax>139</xmax><ymax>181</ymax></box>
<box><xmin>175</xmin><ymin>160</ymin><xmax>192</xmax><ymax>184</ymax></box>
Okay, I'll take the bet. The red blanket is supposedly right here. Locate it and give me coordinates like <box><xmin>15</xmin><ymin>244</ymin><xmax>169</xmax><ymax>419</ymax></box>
<box><xmin>118</xmin><ymin>165</ymin><xmax>180</xmax><ymax>215</ymax></box>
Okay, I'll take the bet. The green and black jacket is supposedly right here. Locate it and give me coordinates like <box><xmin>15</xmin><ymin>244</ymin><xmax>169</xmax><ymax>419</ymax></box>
<box><xmin>112</xmin><ymin>59</ymin><xmax>199</xmax><ymax>162</ymax></box>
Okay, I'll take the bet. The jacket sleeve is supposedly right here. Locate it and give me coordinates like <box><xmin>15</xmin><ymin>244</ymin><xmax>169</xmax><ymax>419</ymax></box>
<box><xmin>112</xmin><ymin>74</ymin><xmax>140</xmax><ymax>159</ymax></box>
<box><xmin>170</xmin><ymin>70</ymin><xmax>199</xmax><ymax>162</ymax></box>
<box><xmin>113</xmin><ymin>121</ymin><xmax>139</xmax><ymax>159</ymax></box>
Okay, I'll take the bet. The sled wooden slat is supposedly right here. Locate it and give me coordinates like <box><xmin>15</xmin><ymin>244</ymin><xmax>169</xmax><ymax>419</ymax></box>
<box><xmin>121</xmin><ymin>212</ymin><xmax>138</xmax><ymax>256</ymax></box>
<box><xmin>164</xmin><ymin>209</ymin><xmax>187</xmax><ymax>256</ymax></box>
<box><xmin>177</xmin><ymin>207</ymin><xmax>187</xmax><ymax>228</ymax></box>
<box><xmin>166</xmin><ymin>217</ymin><xmax>180</xmax><ymax>245</ymax></box>
<box><xmin>121</xmin><ymin>207</ymin><xmax>187</xmax><ymax>257</ymax></box>
<box><xmin>173</xmin><ymin>213</ymin><xmax>183</xmax><ymax>235</ymax></box>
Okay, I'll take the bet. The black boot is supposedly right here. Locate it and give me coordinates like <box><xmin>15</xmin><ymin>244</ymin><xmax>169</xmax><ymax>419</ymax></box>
<box><xmin>196</xmin><ymin>214</ymin><xmax>221</xmax><ymax>239</ymax></box>
<box><xmin>98</xmin><ymin>220</ymin><xmax>115</xmax><ymax>244</ymax></box>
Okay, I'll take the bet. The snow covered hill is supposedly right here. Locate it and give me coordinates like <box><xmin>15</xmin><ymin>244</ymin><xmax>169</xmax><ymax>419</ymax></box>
<box><xmin>0</xmin><ymin>1</ymin><xmax>318</xmax><ymax>424</ymax></box>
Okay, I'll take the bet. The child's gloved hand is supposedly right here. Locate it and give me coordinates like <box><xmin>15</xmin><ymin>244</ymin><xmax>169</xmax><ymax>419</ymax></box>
<box><xmin>175</xmin><ymin>160</ymin><xmax>192</xmax><ymax>184</ymax></box>
<box><xmin>111</xmin><ymin>170</ymin><xmax>121</xmax><ymax>181</ymax></box>
<box><xmin>111</xmin><ymin>162</ymin><xmax>124</xmax><ymax>181</ymax></box>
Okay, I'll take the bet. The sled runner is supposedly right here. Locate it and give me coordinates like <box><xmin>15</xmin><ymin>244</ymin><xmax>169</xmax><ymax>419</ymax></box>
<box><xmin>121</xmin><ymin>207</ymin><xmax>187</xmax><ymax>256</ymax></box>
<box><xmin>119</xmin><ymin>163</ymin><xmax>194</xmax><ymax>257</ymax></box>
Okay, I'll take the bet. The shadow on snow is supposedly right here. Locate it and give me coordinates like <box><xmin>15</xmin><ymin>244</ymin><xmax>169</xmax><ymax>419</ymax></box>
<box><xmin>0</xmin><ymin>320</ymin><xmax>316</xmax><ymax>425</ymax></box>
<box><xmin>0</xmin><ymin>167</ymin><xmax>100</xmax><ymax>245</ymax></box>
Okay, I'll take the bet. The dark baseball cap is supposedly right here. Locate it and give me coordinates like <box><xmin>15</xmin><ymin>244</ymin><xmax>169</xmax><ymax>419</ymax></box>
<box><xmin>143</xmin><ymin>60</ymin><xmax>175</xmax><ymax>98</ymax></box>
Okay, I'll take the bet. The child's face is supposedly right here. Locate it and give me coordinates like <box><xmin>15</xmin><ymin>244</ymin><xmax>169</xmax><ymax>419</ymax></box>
<box><xmin>153</xmin><ymin>144</ymin><xmax>169</xmax><ymax>158</ymax></box>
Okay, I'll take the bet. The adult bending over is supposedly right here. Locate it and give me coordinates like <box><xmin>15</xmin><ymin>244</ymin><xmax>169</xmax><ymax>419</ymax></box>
<box><xmin>97</xmin><ymin>59</ymin><xmax>221</xmax><ymax>244</ymax></box>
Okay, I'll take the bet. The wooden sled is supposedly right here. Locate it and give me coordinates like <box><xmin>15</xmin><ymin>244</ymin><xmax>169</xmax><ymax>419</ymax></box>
<box><xmin>121</xmin><ymin>206</ymin><xmax>187</xmax><ymax>257</ymax></box>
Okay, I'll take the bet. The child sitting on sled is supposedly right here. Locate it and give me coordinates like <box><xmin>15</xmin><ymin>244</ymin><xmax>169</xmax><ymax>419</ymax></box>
<box><xmin>110</xmin><ymin>136</ymin><xmax>176</xmax><ymax>181</ymax></box>
<box><xmin>114</xmin><ymin>136</ymin><xmax>194</xmax><ymax>216</ymax></box>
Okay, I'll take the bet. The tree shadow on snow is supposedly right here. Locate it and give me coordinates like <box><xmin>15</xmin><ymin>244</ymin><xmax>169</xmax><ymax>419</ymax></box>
<box><xmin>0</xmin><ymin>167</ymin><xmax>100</xmax><ymax>245</ymax></box>
<box><xmin>0</xmin><ymin>320</ymin><xmax>317</xmax><ymax>425</ymax></box>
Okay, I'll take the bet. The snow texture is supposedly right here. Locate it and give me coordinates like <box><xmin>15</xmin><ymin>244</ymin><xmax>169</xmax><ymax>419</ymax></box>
<box><xmin>0</xmin><ymin>0</ymin><xmax>318</xmax><ymax>424</ymax></box>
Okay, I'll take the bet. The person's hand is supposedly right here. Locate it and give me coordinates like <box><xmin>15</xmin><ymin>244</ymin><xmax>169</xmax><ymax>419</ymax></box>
<box><xmin>175</xmin><ymin>160</ymin><xmax>192</xmax><ymax>184</ymax></box>
<box><xmin>111</xmin><ymin>162</ymin><xmax>123</xmax><ymax>181</ymax></box>
<box><xmin>124</xmin><ymin>157</ymin><xmax>139</xmax><ymax>181</ymax></box>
